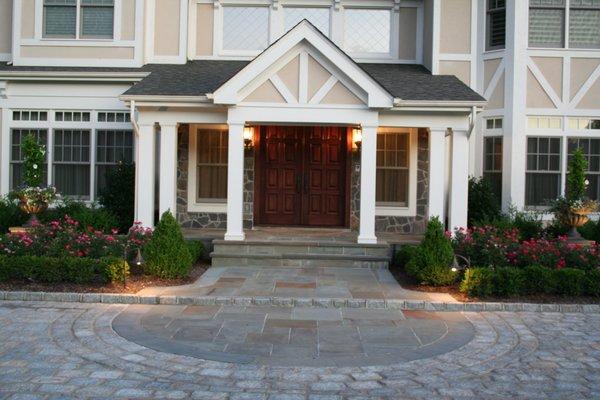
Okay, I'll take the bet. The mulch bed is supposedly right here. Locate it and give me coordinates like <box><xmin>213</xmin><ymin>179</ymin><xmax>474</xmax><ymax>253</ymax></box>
<box><xmin>390</xmin><ymin>265</ymin><xmax>600</xmax><ymax>304</ymax></box>
<box><xmin>0</xmin><ymin>263</ymin><xmax>209</xmax><ymax>294</ymax></box>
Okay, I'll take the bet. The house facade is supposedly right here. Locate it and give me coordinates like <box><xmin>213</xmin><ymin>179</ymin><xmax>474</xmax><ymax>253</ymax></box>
<box><xmin>0</xmin><ymin>0</ymin><xmax>598</xmax><ymax>244</ymax></box>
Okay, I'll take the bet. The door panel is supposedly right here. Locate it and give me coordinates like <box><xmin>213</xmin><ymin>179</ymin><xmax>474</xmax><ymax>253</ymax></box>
<box><xmin>257</xmin><ymin>126</ymin><xmax>347</xmax><ymax>227</ymax></box>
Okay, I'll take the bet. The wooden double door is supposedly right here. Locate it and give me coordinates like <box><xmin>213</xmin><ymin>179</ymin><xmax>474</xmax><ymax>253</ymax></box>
<box><xmin>255</xmin><ymin>126</ymin><xmax>349</xmax><ymax>227</ymax></box>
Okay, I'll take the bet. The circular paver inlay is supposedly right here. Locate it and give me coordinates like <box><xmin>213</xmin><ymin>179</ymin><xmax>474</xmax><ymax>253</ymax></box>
<box><xmin>113</xmin><ymin>304</ymin><xmax>475</xmax><ymax>367</ymax></box>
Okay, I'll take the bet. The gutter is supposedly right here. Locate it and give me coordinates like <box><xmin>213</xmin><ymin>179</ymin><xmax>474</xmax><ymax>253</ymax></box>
<box><xmin>393</xmin><ymin>98</ymin><xmax>487</xmax><ymax>108</ymax></box>
<box><xmin>119</xmin><ymin>94</ymin><xmax>212</xmax><ymax>103</ymax></box>
<box><xmin>0</xmin><ymin>71</ymin><xmax>149</xmax><ymax>82</ymax></box>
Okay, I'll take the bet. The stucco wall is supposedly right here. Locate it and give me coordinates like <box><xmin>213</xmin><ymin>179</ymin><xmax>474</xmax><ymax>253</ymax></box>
<box><xmin>121</xmin><ymin>0</ymin><xmax>136</xmax><ymax>40</ymax></box>
<box><xmin>398</xmin><ymin>7</ymin><xmax>417</xmax><ymax>60</ymax></box>
<box><xmin>0</xmin><ymin>0</ymin><xmax>12</xmax><ymax>54</ymax></box>
<box><xmin>154</xmin><ymin>0</ymin><xmax>181</xmax><ymax>56</ymax></box>
<box><xmin>439</xmin><ymin>0</ymin><xmax>471</xmax><ymax>54</ymax></box>
<box><xmin>196</xmin><ymin>3</ymin><xmax>213</xmax><ymax>56</ymax></box>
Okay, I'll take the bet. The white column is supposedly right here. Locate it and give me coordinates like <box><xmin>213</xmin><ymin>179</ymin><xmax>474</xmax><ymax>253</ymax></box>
<box><xmin>135</xmin><ymin>123</ymin><xmax>156</xmax><ymax>227</ymax></box>
<box><xmin>0</xmin><ymin>108</ymin><xmax>10</xmax><ymax>196</ymax></box>
<box><xmin>428</xmin><ymin>128</ymin><xmax>447</xmax><ymax>223</ymax></box>
<box><xmin>225</xmin><ymin>122</ymin><xmax>245</xmax><ymax>241</ymax></box>
<box><xmin>448</xmin><ymin>129</ymin><xmax>469</xmax><ymax>232</ymax></box>
<box><xmin>159</xmin><ymin>123</ymin><xmax>178</xmax><ymax>217</ymax></box>
<box><xmin>358</xmin><ymin>125</ymin><xmax>377</xmax><ymax>244</ymax></box>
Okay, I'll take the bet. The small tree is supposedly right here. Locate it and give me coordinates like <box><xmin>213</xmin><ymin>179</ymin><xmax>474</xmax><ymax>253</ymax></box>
<box><xmin>468</xmin><ymin>177</ymin><xmax>502</xmax><ymax>226</ymax></box>
<box><xmin>98</xmin><ymin>163</ymin><xmax>135</xmax><ymax>233</ymax></box>
<box><xmin>21</xmin><ymin>134</ymin><xmax>45</xmax><ymax>187</ymax></box>
<box><xmin>566</xmin><ymin>148</ymin><xmax>588</xmax><ymax>203</ymax></box>
<box><xmin>405</xmin><ymin>217</ymin><xmax>456</xmax><ymax>286</ymax></box>
<box><xmin>143</xmin><ymin>211</ymin><xmax>192</xmax><ymax>279</ymax></box>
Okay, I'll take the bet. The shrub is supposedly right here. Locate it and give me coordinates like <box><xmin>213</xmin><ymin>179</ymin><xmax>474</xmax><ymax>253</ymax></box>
<box><xmin>0</xmin><ymin>197</ymin><xmax>27</xmax><ymax>233</ymax></box>
<box><xmin>583</xmin><ymin>269</ymin><xmax>600</xmax><ymax>297</ymax></box>
<box><xmin>553</xmin><ymin>268</ymin><xmax>586</xmax><ymax>297</ymax></box>
<box><xmin>39</xmin><ymin>199</ymin><xmax>118</xmax><ymax>234</ymax></box>
<box><xmin>468</xmin><ymin>177</ymin><xmax>502</xmax><ymax>226</ymax></box>
<box><xmin>98</xmin><ymin>163</ymin><xmax>135</xmax><ymax>233</ymax></box>
<box><xmin>521</xmin><ymin>265</ymin><xmax>554</xmax><ymax>295</ymax></box>
<box><xmin>394</xmin><ymin>244</ymin><xmax>417</xmax><ymax>268</ymax></box>
<box><xmin>579</xmin><ymin>220</ymin><xmax>600</xmax><ymax>242</ymax></box>
<box><xmin>186</xmin><ymin>240</ymin><xmax>205</xmax><ymax>263</ymax></box>
<box><xmin>405</xmin><ymin>217</ymin><xmax>456</xmax><ymax>286</ymax></box>
<box><xmin>100</xmin><ymin>257</ymin><xmax>130</xmax><ymax>284</ymax></box>
<box><xmin>491</xmin><ymin>267</ymin><xmax>523</xmax><ymax>297</ymax></box>
<box><xmin>143</xmin><ymin>211</ymin><xmax>192</xmax><ymax>279</ymax></box>
<box><xmin>0</xmin><ymin>255</ymin><xmax>104</xmax><ymax>284</ymax></box>
<box><xmin>459</xmin><ymin>268</ymin><xmax>493</xmax><ymax>297</ymax></box>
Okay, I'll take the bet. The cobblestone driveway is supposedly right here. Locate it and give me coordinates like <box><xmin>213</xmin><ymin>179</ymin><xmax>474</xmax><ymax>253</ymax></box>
<box><xmin>1</xmin><ymin>301</ymin><xmax>599</xmax><ymax>400</ymax></box>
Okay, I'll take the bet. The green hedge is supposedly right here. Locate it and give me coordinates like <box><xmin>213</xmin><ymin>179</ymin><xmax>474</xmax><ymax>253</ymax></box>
<box><xmin>186</xmin><ymin>240</ymin><xmax>205</xmax><ymax>263</ymax></box>
<box><xmin>0</xmin><ymin>255</ymin><xmax>130</xmax><ymax>284</ymax></box>
<box><xmin>460</xmin><ymin>266</ymin><xmax>600</xmax><ymax>298</ymax></box>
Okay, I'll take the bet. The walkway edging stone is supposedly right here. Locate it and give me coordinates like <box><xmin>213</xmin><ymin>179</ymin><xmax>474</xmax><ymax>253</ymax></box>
<box><xmin>0</xmin><ymin>290</ymin><xmax>598</xmax><ymax>313</ymax></box>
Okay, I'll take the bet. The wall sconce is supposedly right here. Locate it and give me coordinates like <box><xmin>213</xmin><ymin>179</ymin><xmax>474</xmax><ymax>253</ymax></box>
<box><xmin>352</xmin><ymin>127</ymin><xmax>362</xmax><ymax>151</ymax></box>
<box><xmin>243</xmin><ymin>125</ymin><xmax>254</xmax><ymax>150</ymax></box>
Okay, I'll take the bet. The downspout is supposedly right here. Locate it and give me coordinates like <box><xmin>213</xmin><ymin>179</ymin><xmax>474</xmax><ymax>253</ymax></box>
<box><xmin>467</xmin><ymin>106</ymin><xmax>477</xmax><ymax>138</ymax></box>
<box><xmin>130</xmin><ymin>101</ymin><xmax>139</xmax><ymax>224</ymax></box>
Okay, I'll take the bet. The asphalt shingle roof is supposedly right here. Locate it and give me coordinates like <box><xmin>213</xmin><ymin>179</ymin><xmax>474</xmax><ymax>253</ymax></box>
<box><xmin>0</xmin><ymin>61</ymin><xmax>485</xmax><ymax>103</ymax></box>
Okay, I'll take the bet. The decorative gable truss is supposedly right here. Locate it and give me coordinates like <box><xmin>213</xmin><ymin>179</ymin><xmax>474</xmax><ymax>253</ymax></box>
<box><xmin>212</xmin><ymin>21</ymin><xmax>393</xmax><ymax>108</ymax></box>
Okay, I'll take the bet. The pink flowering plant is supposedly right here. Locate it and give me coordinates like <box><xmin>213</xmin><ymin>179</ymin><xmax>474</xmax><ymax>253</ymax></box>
<box><xmin>0</xmin><ymin>215</ymin><xmax>153</xmax><ymax>260</ymax></box>
<box><xmin>453</xmin><ymin>225</ymin><xmax>600</xmax><ymax>270</ymax></box>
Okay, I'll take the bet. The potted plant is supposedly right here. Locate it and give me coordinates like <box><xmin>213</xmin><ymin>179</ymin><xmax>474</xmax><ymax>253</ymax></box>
<box><xmin>10</xmin><ymin>134</ymin><xmax>58</xmax><ymax>226</ymax></box>
<box><xmin>552</xmin><ymin>148</ymin><xmax>598</xmax><ymax>240</ymax></box>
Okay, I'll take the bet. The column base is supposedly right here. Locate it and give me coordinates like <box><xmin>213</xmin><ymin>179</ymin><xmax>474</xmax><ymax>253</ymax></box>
<box><xmin>224</xmin><ymin>232</ymin><xmax>245</xmax><ymax>241</ymax></box>
<box><xmin>357</xmin><ymin>235</ymin><xmax>378</xmax><ymax>245</ymax></box>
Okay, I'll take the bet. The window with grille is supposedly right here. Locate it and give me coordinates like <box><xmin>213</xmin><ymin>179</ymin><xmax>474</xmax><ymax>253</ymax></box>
<box><xmin>98</xmin><ymin>111</ymin><xmax>131</xmax><ymax>123</ymax></box>
<box><xmin>10</xmin><ymin>129</ymin><xmax>48</xmax><ymax>190</ymax></box>
<box><xmin>53</xmin><ymin>130</ymin><xmax>91</xmax><ymax>198</ymax></box>
<box><xmin>55</xmin><ymin>111</ymin><xmax>91</xmax><ymax>122</ymax></box>
<box><xmin>344</xmin><ymin>9</ymin><xmax>391</xmax><ymax>54</ymax></box>
<box><xmin>12</xmin><ymin>111</ymin><xmax>48</xmax><ymax>121</ymax></box>
<box><xmin>486</xmin><ymin>118</ymin><xmax>503</xmax><ymax>130</ymax></box>
<box><xmin>569</xmin><ymin>118</ymin><xmax>600</xmax><ymax>130</ymax></box>
<box><xmin>529</xmin><ymin>0</ymin><xmax>566</xmax><ymax>48</ymax></box>
<box><xmin>222</xmin><ymin>6</ymin><xmax>269</xmax><ymax>51</ymax></box>
<box><xmin>525</xmin><ymin>137</ymin><xmax>562</xmax><ymax>206</ymax></box>
<box><xmin>376</xmin><ymin>132</ymin><xmax>409</xmax><ymax>206</ymax></box>
<box><xmin>569</xmin><ymin>0</ymin><xmax>600</xmax><ymax>48</ymax></box>
<box><xmin>284</xmin><ymin>7</ymin><xmax>330</xmax><ymax>36</ymax></box>
<box><xmin>197</xmin><ymin>129</ymin><xmax>228</xmax><ymax>201</ymax></box>
<box><xmin>43</xmin><ymin>0</ymin><xmax>114</xmax><ymax>39</ymax></box>
<box><xmin>568</xmin><ymin>138</ymin><xmax>600</xmax><ymax>201</ymax></box>
<box><xmin>487</xmin><ymin>0</ymin><xmax>506</xmax><ymax>50</ymax></box>
<box><xmin>483</xmin><ymin>137</ymin><xmax>503</xmax><ymax>203</ymax></box>
<box><xmin>95</xmin><ymin>130</ymin><xmax>134</xmax><ymax>195</ymax></box>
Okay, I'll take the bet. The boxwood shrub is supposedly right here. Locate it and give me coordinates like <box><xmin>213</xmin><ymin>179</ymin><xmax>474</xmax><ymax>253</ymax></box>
<box><xmin>460</xmin><ymin>266</ymin><xmax>599</xmax><ymax>298</ymax></box>
<box><xmin>0</xmin><ymin>255</ymin><xmax>129</xmax><ymax>284</ymax></box>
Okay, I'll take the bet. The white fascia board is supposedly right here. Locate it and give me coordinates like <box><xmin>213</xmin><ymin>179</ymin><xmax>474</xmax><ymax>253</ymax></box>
<box><xmin>0</xmin><ymin>72</ymin><xmax>149</xmax><ymax>82</ymax></box>
<box><xmin>212</xmin><ymin>21</ymin><xmax>393</xmax><ymax>108</ymax></box>
<box><xmin>119</xmin><ymin>95</ymin><xmax>212</xmax><ymax>103</ymax></box>
<box><xmin>393</xmin><ymin>99</ymin><xmax>487</xmax><ymax>108</ymax></box>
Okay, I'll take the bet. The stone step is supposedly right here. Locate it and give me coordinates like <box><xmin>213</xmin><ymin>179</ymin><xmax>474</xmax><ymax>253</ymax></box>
<box><xmin>212</xmin><ymin>240</ymin><xmax>391</xmax><ymax>258</ymax></box>
<box><xmin>210</xmin><ymin>252</ymin><xmax>390</xmax><ymax>269</ymax></box>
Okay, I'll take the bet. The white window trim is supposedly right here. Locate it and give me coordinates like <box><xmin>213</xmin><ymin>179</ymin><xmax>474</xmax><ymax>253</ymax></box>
<box><xmin>187</xmin><ymin>124</ymin><xmax>228</xmax><ymax>213</ymax></box>
<box><xmin>7</xmin><ymin>109</ymin><xmax>134</xmax><ymax>203</ymax></box>
<box><xmin>375</xmin><ymin>127</ymin><xmax>418</xmax><ymax>217</ymax></box>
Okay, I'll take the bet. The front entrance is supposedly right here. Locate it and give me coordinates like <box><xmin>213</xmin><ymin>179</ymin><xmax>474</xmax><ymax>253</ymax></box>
<box><xmin>255</xmin><ymin>126</ymin><xmax>349</xmax><ymax>227</ymax></box>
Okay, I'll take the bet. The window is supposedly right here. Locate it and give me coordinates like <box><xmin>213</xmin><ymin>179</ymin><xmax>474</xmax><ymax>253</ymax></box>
<box><xmin>98</xmin><ymin>111</ymin><xmax>131</xmax><ymax>123</ymax></box>
<box><xmin>376</xmin><ymin>132</ymin><xmax>409</xmax><ymax>206</ymax></box>
<box><xmin>528</xmin><ymin>116</ymin><xmax>562</xmax><ymax>129</ymax></box>
<box><xmin>525</xmin><ymin>137</ymin><xmax>562</xmax><ymax>206</ymax></box>
<box><xmin>344</xmin><ymin>9</ymin><xmax>391</xmax><ymax>54</ymax></box>
<box><xmin>529</xmin><ymin>0</ymin><xmax>565</xmax><ymax>48</ymax></box>
<box><xmin>43</xmin><ymin>0</ymin><xmax>114</xmax><ymax>39</ymax></box>
<box><xmin>197</xmin><ymin>129</ymin><xmax>228</xmax><ymax>201</ymax></box>
<box><xmin>12</xmin><ymin>111</ymin><xmax>48</xmax><ymax>121</ymax></box>
<box><xmin>55</xmin><ymin>111</ymin><xmax>91</xmax><ymax>122</ymax></box>
<box><xmin>53</xmin><ymin>130</ymin><xmax>91</xmax><ymax>198</ymax></box>
<box><xmin>222</xmin><ymin>7</ymin><xmax>269</xmax><ymax>51</ymax></box>
<box><xmin>96</xmin><ymin>130</ymin><xmax>134</xmax><ymax>195</ymax></box>
<box><xmin>487</xmin><ymin>0</ymin><xmax>506</xmax><ymax>50</ymax></box>
<box><xmin>483</xmin><ymin>137</ymin><xmax>503</xmax><ymax>203</ymax></box>
<box><xmin>568</xmin><ymin>138</ymin><xmax>600</xmax><ymax>200</ymax></box>
<box><xmin>486</xmin><ymin>118</ymin><xmax>503</xmax><ymax>129</ymax></box>
<box><xmin>569</xmin><ymin>118</ymin><xmax>600</xmax><ymax>130</ymax></box>
<box><xmin>569</xmin><ymin>0</ymin><xmax>600</xmax><ymax>48</ymax></box>
<box><xmin>284</xmin><ymin>7</ymin><xmax>330</xmax><ymax>36</ymax></box>
<box><xmin>10</xmin><ymin>129</ymin><xmax>48</xmax><ymax>190</ymax></box>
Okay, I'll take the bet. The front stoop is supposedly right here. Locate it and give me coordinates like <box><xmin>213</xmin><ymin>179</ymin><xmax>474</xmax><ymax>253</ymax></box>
<box><xmin>210</xmin><ymin>240</ymin><xmax>392</xmax><ymax>268</ymax></box>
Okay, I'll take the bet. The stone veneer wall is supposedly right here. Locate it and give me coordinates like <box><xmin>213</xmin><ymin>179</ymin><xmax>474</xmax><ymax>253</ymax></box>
<box><xmin>176</xmin><ymin>125</ymin><xmax>254</xmax><ymax>229</ymax></box>
<box><xmin>350</xmin><ymin>128</ymin><xmax>430</xmax><ymax>234</ymax></box>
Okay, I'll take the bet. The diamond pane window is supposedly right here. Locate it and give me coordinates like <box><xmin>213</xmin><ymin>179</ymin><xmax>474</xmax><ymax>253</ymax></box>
<box><xmin>344</xmin><ymin>9</ymin><xmax>391</xmax><ymax>54</ymax></box>
<box><xmin>284</xmin><ymin>7</ymin><xmax>330</xmax><ymax>36</ymax></box>
<box><xmin>528</xmin><ymin>0</ymin><xmax>565</xmax><ymax>48</ymax></box>
<box><xmin>569</xmin><ymin>0</ymin><xmax>600</xmax><ymax>49</ymax></box>
<box><xmin>222</xmin><ymin>7</ymin><xmax>269</xmax><ymax>51</ymax></box>
<box><xmin>80</xmin><ymin>0</ymin><xmax>114</xmax><ymax>38</ymax></box>
<box><xmin>44</xmin><ymin>0</ymin><xmax>77</xmax><ymax>38</ymax></box>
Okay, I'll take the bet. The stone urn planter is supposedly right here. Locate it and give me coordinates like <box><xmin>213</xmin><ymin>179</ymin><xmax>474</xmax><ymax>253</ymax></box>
<box><xmin>13</xmin><ymin>186</ymin><xmax>57</xmax><ymax>228</ymax></box>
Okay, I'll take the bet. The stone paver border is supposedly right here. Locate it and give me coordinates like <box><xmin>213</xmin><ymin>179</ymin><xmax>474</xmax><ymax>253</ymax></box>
<box><xmin>1</xmin><ymin>290</ymin><xmax>598</xmax><ymax>313</ymax></box>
